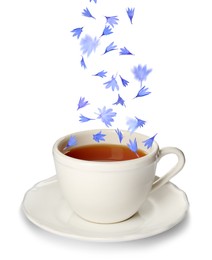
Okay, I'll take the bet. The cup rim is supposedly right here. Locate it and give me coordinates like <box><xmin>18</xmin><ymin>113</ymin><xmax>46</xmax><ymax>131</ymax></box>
<box><xmin>53</xmin><ymin>129</ymin><xmax>159</xmax><ymax>168</ymax></box>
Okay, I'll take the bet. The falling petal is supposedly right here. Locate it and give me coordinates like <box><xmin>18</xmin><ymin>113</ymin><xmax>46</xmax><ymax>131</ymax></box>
<box><xmin>143</xmin><ymin>134</ymin><xmax>157</xmax><ymax>149</ymax></box>
<box><xmin>101</xmin><ymin>25</ymin><xmax>113</xmax><ymax>36</ymax></box>
<box><xmin>127</xmin><ymin>138</ymin><xmax>138</xmax><ymax>154</ymax></box>
<box><xmin>115</xmin><ymin>129</ymin><xmax>123</xmax><ymax>143</ymax></box>
<box><xmin>77</xmin><ymin>97</ymin><xmax>90</xmax><ymax>110</ymax></box>
<box><xmin>113</xmin><ymin>94</ymin><xmax>125</xmax><ymax>106</ymax></box>
<box><xmin>119</xmin><ymin>75</ymin><xmax>129</xmax><ymax>87</ymax></box>
<box><xmin>119</xmin><ymin>47</ymin><xmax>133</xmax><ymax>55</ymax></box>
<box><xmin>132</xmin><ymin>65</ymin><xmax>152</xmax><ymax>84</ymax></box>
<box><xmin>127</xmin><ymin>117</ymin><xmax>146</xmax><ymax>133</ymax></box>
<box><xmin>93</xmin><ymin>70</ymin><xmax>107</xmax><ymax>78</ymax></box>
<box><xmin>65</xmin><ymin>135</ymin><xmax>77</xmax><ymax>148</ymax></box>
<box><xmin>93</xmin><ymin>131</ymin><xmax>106</xmax><ymax>142</ymax></box>
<box><xmin>82</xmin><ymin>7</ymin><xmax>95</xmax><ymax>19</ymax></box>
<box><xmin>79</xmin><ymin>114</ymin><xmax>94</xmax><ymax>122</ymax></box>
<box><xmin>126</xmin><ymin>8</ymin><xmax>135</xmax><ymax>24</ymax></box>
<box><xmin>104</xmin><ymin>75</ymin><xmax>119</xmax><ymax>91</ymax></box>
<box><xmin>134</xmin><ymin>86</ymin><xmax>151</xmax><ymax>98</ymax></box>
<box><xmin>126</xmin><ymin>117</ymin><xmax>137</xmax><ymax>133</ymax></box>
<box><xmin>96</xmin><ymin>106</ymin><xmax>117</xmax><ymax>127</ymax></box>
<box><xmin>80</xmin><ymin>35</ymin><xmax>99</xmax><ymax>57</ymax></box>
<box><xmin>103</xmin><ymin>42</ymin><xmax>117</xmax><ymax>54</ymax></box>
<box><xmin>80</xmin><ymin>56</ymin><xmax>87</xmax><ymax>69</ymax></box>
<box><xmin>105</xmin><ymin>16</ymin><xmax>119</xmax><ymax>27</ymax></box>
<box><xmin>71</xmin><ymin>27</ymin><xmax>83</xmax><ymax>39</ymax></box>
<box><xmin>136</xmin><ymin>117</ymin><xmax>146</xmax><ymax>128</ymax></box>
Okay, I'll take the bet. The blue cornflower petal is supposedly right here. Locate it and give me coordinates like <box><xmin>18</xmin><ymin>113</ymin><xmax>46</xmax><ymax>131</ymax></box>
<box><xmin>127</xmin><ymin>117</ymin><xmax>146</xmax><ymax>133</ymax></box>
<box><xmin>119</xmin><ymin>75</ymin><xmax>129</xmax><ymax>87</ymax></box>
<box><xmin>80</xmin><ymin>56</ymin><xmax>87</xmax><ymax>69</ymax></box>
<box><xmin>77</xmin><ymin>97</ymin><xmax>90</xmax><ymax>110</ymax></box>
<box><xmin>113</xmin><ymin>94</ymin><xmax>125</xmax><ymax>107</ymax></box>
<box><xmin>96</xmin><ymin>106</ymin><xmax>117</xmax><ymax>127</ymax></box>
<box><xmin>82</xmin><ymin>7</ymin><xmax>95</xmax><ymax>19</ymax></box>
<box><xmin>66</xmin><ymin>135</ymin><xmax>77</xmax><ymax>148</ymax></box>
<box><xmin>101</xmin><ymin>25</ymin><xmax>113</xmax><ymax>36</ymax></box>
<box><xmin>90</xmin><ymin>0</ymin><xmax>97</xmax><ymax>3</ymax></box>
<box><xmin>136</xmin><ymin>117</ymin><xmax>146</xmax><ymax>128</ymax></box>
<box><xmin>80</xmin><ymin>35</ymin><xmax>99</xmax><ymax>57</ymax></box>
<box><xmin>104</xmin><ymin>75</ymin><xmax>119</xmax><ymax>91</ymax></box>
<box><xmin>126</xmin><ymin>117</ymin><xmax>137</xmax><ymax>133</ymax></box>
<box><xmin>143</xmin><ymin>134</ymin><xmax>157</xmax><ymax>149</ymax></box>
<box><xmin>105</xmin><ymin>16</ymin><xmax>119</xmax><ymax>28</ymax></box>
<box><xmin>134</xmin><ymin>86</ymin><xmax>151</xmax><ymax>98</ymax></box>
<box><xmin>119</xmin><ymin>47</ymin><xmax>133</xmax><ymax>55</ymax></box>
<box><xmin>126</xmin><ymin>8</ymin><xmax>135</xmax><ymax>24</ymax></box>
<box><xmin>71</xmin><ymin>27</ymin><xmax>83</xmax><ymax>39</ymax></box>
<box><xmin>93</xmin><ymin>70</ymin><xmax>107</xmax><ymax>78</ymax></box>
<box><xmin>93</xmin><ymin>131</ymin><xmax>106</xmax><ymax>143</ymax></box>
<box><xmin>115</xmin><ymin>129</ymin><xmax>123</xmax><ymax>143</ymax></box>
<box><xmin>103</xmin><ymin>42</ymin><xmax>117</xmax><ymax>54</ymax></box>
<box><xmin>132</xmin><ymin>65</ymin><xmax>152</xmax><ymax>84</ymax></box>
<box><xmin>127</xmin><ymin>138</ymin><xmax>138</xmax><ymax>153</ymax></box>
<box><xmin>79</xmin><ymin>114</ymin><xmax>94</xmax><ymax>122</ymax></box>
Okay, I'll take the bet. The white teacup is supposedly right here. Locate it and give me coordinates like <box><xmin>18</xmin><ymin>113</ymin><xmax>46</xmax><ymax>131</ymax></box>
<box><xmin>53</xmin><ymin>129</ymin><xmax>185</xmax><ymax>224</ymax></box>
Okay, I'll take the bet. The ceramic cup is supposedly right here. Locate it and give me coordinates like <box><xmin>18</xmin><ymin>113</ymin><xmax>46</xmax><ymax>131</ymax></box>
<box><xmin>53</xmin><ymin>129</ymin><xmax>185</xmax><ymax>224</ymax></box>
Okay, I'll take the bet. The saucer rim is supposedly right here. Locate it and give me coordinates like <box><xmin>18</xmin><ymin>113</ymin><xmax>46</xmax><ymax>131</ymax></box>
<box><xmin>22</xmin><ymin>176</ymin><xmax>189</xmax><ymax>242</ymax></box>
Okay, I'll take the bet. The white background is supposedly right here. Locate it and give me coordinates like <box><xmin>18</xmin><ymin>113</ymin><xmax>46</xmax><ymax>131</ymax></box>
<box><xmin>1</xmin><ymin>0</ymin><xmax>212</xmax><ymax>259</ymax></box>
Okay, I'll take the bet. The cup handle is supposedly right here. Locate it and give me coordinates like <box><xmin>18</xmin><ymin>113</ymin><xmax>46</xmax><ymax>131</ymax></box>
<box><xmin>151</xmin><ymin>147</ymin><xmax>185</xmax><ymax>193</ymax></box>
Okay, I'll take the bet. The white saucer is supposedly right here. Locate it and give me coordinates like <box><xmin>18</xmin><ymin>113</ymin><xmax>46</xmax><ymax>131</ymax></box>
<box><xmin>22</xmin><ymin>176</ymin><xmax>189</xmax><ymax>242</ymax></box>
